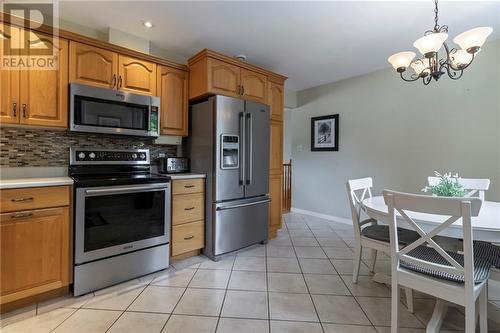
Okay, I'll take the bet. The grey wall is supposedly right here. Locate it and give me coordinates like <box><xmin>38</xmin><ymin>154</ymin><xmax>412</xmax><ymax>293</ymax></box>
<box><xmin>291</xmin><ymin>39</ymin><xmax>500</xmax><ymax>219</ymax></box>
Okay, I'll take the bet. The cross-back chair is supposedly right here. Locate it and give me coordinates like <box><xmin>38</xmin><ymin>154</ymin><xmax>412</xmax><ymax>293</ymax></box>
<box><xmin>383</xmin><ymin>190</ymin><xmax>489</xmax><ymax>333</ymax></box>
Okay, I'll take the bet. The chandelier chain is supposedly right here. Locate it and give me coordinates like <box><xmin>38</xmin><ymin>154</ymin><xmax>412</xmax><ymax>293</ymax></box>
<box><xmin>434</xmin><ymin>0</ymin><xmax>439</xmax><ymax>31</ymax></box>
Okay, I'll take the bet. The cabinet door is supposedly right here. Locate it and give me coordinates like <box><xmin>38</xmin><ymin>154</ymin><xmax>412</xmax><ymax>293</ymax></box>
<box><xmin>269</xmin><ymin>173</ymin><xmax>283</xmax><ymax>238</ymax></box>
<box><xmin>157</xmin><ymin>66</ymin><xmax>188</xmax><ymax>136</ymax></box>
<box><xmin>207</xmin><ymin>58</ymin><xmax>240</xmax><ymax>98</ymax></box>
<box><xmin>269</xmin><ymin>120</ymin><xmax>283</xmax><ymax>175</ymax></box>
<box><xmin>0</xmin><ymin>207</ymin><xmax>70</xmax><ymax>305</ymax></box>
<box><xmin>0</xmin><ymin>24</ymin><xmax>20</xmax><ymax>124</ymax></box>
<box><xmin>240</xmin><ymin>68</ymin><xmax>267</xmax><ymax>104</ymax></box>
<box><xmin>268</xmin><ymin>81</ymin><xmax>284</xmax><ymax>122</ymax></box>
<box><xmin>19</xmin><ymin>35</ymin><xmax>68</xmax><ymax>128</ymax></box>
<box><xmin>69</xmin><ymin>41</ymin><xmax>118</xmax><ymax>89</ymax></box>
<box><xmin>118</xmin><ymin>55</ymin><xmax>156</xmax><ymax>95</ymax></box>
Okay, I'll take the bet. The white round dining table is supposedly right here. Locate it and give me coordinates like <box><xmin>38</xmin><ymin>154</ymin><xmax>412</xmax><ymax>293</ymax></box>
<box><xmin>362</xmin><ymin>196</ymin><xmax>500</xmax><ymax>243</ymax></box>
<box><xmin>362</xmin><ymin>196</ymin><xmax>500</xmax><ymax>332</ymax></box>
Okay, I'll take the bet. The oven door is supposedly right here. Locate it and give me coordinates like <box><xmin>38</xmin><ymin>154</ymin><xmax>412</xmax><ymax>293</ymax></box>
<box><xmin>70</xmin><ymin>83</ymin><xmax>159</xmax><ymax>137</ymax></box>
<box><xmin>75</xmin><ymin>183</ymin><xmax>170</xmax><ymax>265</ymax></box>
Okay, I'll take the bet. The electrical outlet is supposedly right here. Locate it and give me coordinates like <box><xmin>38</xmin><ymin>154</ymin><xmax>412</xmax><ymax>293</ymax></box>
<box><xmin>297</xmin><ymin>145</ymin><xmax>303</xmax><ymax>152</ymax></box>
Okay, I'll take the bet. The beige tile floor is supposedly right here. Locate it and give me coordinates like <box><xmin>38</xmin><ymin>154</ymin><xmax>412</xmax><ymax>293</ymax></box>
<box><xmin>1</xmin><ymin>212</ymin><xmax>500</xmax><ymax>333</ymax></box>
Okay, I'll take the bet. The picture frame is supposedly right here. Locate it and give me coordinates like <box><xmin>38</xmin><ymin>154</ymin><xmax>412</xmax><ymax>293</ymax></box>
<box><xmin>311</xmin><ymin>114</ymin><xmax>339</xmax><ymax>151</ymax></box>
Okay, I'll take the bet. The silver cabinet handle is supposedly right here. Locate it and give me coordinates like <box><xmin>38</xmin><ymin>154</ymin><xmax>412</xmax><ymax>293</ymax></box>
<box><xmin>239</xmin><ymin>112</ymin><xmax>245</xmax><ymax>186</ymax></box>
<box><xmin>246</xmin><ymin>113</ymin><xmax>253</xmax><ymax>185</ymax></box>
<box><xmin>184</xmin><ymin>235</ymin><xmax>194</xmax><ymax>240</ymax></box>
<box><xmin>10</xmin><ymin>212</ymin><xmax>33</xmax><ymax>219</ymax></box>
<box><xmin>216</xmin><ymin>198</ymin><xmax>270</xmax><ymax>211</ymax></box>
<box><xmin>11</xmin><ymin>197</ymin><xmax>34</xmax><ymax>202</ymax></box>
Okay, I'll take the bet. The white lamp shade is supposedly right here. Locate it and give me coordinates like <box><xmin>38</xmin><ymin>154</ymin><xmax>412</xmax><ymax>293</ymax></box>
<box><xmin>453</xmin><ymin>27</ymin><xmax>493</xmax><ymax>51</ymax></box>
<box><xmin>413</xmin><ymin>33</ymin><xmax>448</xmax><ymax>55</ymax></box>
<box><xmin>411</xmin><ymin>58</ymin><xmax>431</xmax><ymax>76</ymax></box>
<box><xmin>450</xmin><ymin>49</ymin><xmax>475</xmax><ymax>68</ymax></box>
<box><xmin>388</xmin><ymin>51</ymin><xmax>416</xmax><ymax>70</ymax></box>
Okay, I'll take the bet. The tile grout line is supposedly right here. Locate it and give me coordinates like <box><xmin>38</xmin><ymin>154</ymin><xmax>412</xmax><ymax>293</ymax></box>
<box><xmin>214</xmin><ymin>255</ymin><xmax>237</xmax><ymax>332</ymax></box>
<box><xmin>290</xmin><ymin>214</ymin><xmax>326</xmax><ymax>333</ymax></box>
<box><xmin>300</xmin><ymin>213</ymin><xmax>379</xmax><ymax>330</ymax></box>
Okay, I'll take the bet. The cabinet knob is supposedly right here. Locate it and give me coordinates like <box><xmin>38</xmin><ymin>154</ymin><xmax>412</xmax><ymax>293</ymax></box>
<box><xmin>10</xmin><ymin>212</ymin><xmax>33</xmax><ymax>219</ymax></box>
<box><xmin>11</xmin><ymin>197</ymin><xmax>34</xmax><ymax>202</ymax></box>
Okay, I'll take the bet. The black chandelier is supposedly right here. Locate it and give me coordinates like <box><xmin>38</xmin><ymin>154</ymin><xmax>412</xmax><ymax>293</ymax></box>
<box><xmin>388</xmin><ymin>0</ymin><xmax>493</xmax><ymax>85</ymax></box>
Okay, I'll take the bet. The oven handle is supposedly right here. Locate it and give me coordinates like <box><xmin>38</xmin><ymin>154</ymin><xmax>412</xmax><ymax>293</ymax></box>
<box><xmin>84</xmin><ymin>183</ymin><xmax>169</xmax><ymax>196</ymax></box>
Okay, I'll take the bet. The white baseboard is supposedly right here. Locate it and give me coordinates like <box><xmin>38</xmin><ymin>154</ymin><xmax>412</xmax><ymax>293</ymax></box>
<box><xmin>290</xmin><ymin>207</ymin><xmax>352</xmax><ymax>226</ymax></box>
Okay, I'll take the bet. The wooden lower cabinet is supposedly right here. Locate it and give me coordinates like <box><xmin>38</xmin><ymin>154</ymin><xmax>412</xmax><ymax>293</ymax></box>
<box><xmin>0</xmin><ymin>186</ymin><xmax>71</xmax><ymax>308</ymax></box>
<box><xmin>172</xmin><ymin>221</ymin><xmax>204</xmax><ymax>256</ymax></box>
<box><xmin>170</xmin><ymin>178</ymin><xmax>205</xmax><ymax>260</ymax></box>
<box><xmin>269</xmin><ymin>173</ymin><xmax>283</xmax><ymax>239</ymax></box>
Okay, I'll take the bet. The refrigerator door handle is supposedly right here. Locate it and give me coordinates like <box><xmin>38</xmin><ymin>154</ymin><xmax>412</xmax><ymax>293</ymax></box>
<box><xmin>239</xmin><ymin>111</ymin><xmax>245</xmax><ymax>186</ymax></box>
<box><xmin>246</xmin><ymin>112</ymin><xmax>253</xmax><ymax>185</ymax></box>
<box><xmin>216</xmin><ymin>198</ymin><xmax>271</xmax><ymax>211</ymax></box>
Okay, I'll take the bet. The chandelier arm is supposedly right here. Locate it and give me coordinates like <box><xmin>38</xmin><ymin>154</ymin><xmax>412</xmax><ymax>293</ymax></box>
<box><xmin>399</xmin><ymin>71</ymin><xmax>421</xmax><ymax>82</ymax></box>
<box><xmin>440</xmin><ymin>62</ymin><xmax>464</xmax><ymax>80</ymax></box>
<box><xmin>423</xmin><ymin>75</ymin><xmax>433</xmax><ymax>85</ymax></box>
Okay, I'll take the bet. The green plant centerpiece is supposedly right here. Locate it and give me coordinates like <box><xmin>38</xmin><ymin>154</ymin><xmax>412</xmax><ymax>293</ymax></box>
<box><xmin>422</xmin><ymin>171</ymin><xmax>466</xmax><ymax>197</ymax></box>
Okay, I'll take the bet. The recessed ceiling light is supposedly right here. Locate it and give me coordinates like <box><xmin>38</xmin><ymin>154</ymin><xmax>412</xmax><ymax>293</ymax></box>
<box><xmin>143</xmin><ymin>21</ymin><xmax>154</xmax><ymax>28</ymax></box>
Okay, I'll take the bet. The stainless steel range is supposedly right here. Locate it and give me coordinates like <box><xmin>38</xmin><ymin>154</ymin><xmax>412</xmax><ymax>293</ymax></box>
<box><xmin>69</xmin><ymin>148</ymin><xmax>170</xmax><ymax>296</ymax></box>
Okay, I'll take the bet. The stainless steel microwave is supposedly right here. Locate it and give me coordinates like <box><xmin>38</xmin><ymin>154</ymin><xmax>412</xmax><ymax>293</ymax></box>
<box><xmin>70</xmin><ymin>83</ymin><xmax>160</xmax><ymax>137</ymax></box>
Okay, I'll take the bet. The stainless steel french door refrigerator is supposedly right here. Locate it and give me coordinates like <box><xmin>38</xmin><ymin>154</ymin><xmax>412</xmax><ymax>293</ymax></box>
<box><xmin>187</xmin><ymin>95</ymin><xmax>270</xmax><ymax>260</ymax></box>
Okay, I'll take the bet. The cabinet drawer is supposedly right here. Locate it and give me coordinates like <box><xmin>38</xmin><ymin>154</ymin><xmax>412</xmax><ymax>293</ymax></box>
<box><xmin>172</xmin><ymin>221</ymin><xmax>204</xmax><ymax>256</ymax></box>
<box><xmin>172</xmin><ymin>192</ymin><xmax>204</xmax><ymax>225</ymax></box>
<box><xmin>172</xmin><ymin>179</ymin><xmax>204</xmax><ymax>195</ymax></box>
<box><xmin>0</xmin><ymin>186</ymin><xmax>70</xmax><ymax>213</ymax></box>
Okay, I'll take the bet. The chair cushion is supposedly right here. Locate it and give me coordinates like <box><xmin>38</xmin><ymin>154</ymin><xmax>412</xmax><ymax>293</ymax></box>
<box><xmin>361</xmin><ymin>224</ymin><xmax>420</xmax><ymax>245</ymax></box>
<box><xmin>474</xmin><ymin>241</ymin><xmax>500</xmax><ymax>269</ymax></box>
<box><xmin>400</xmin><ymin>245</ymin><xmax>491</xmax><ymax>284</ymax></box>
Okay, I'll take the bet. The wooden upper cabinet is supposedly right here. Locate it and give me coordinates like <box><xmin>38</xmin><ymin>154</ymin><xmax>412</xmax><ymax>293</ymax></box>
<box><xmin>268</xmin><ymin>81</ymin><xmax>284</xmax><ymax>122</ymax></box>
<box><xmin>118</xmin><ymin>55</ymin><xmax>156</xmax><ymax>96</ymax></box>
<box><xmin>240</xmin><ymin>69</ymin><xmax>267</xmax><ymax>104</ymax></box>
<box><xmin>0</xmin><ymin>207</ymin><xmax>70</xmax><ymax>305</ymax></box>
<box><xmin>20</xmin><ymin>36</ymin><xmax>68</xmax><ymax>128</ymax></box>
<box><xmin>0</xmin><ymin>24</ymin><xmax>20</xmax><ymax>124</ymax></box>
<box><xmin>207</xmin><ymin>58</ymin><xmax>240</xmax><ymax>98</ymax></box>
<box><xmin>69</xmin><ymin>41</ymin><xmax>118</xmax><ymax>89</ymax></box>
<box><xmin>157</xmin><ymin>66</ymin><xmax>189</xmax><ymax>136</ymax></box>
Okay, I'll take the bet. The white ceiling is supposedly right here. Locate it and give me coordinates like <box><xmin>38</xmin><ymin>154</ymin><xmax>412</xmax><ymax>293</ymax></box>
<box><xmin>58</xmin><ymin>1</ymin><xmax>500</xmax><ymax>91</ymax></box>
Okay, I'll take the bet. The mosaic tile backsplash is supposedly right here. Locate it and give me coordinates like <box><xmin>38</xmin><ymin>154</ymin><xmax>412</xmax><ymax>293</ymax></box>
<box><xmin>0</xmin><ymin>127</ymin><xmax>178</xmax><ymax>167</ymax></box>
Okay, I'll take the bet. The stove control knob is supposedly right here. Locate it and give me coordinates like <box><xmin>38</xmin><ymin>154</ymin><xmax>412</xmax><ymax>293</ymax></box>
<box><xmin>132</xmin><ymin>153</ymin><xmax>137</xmax><ymax>159</ymax></box>
<box><xmin>78</xmin><ymin>152</ymin><xmax>86</xmax><ymax>159</ymax></box>
<box><xmin>140</xmin><ymin>153</ymin><xmax>146</xmax><ymax>159</ymax></box>
<box><xmin>89</xmin><ymin>152</ymin><xmax>96</xmax><ymax>159</ymax></box>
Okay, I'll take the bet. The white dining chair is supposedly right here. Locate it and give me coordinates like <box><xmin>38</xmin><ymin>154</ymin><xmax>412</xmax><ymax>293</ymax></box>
<box><xmin>428</xmin><ymin>176</ymin><xmax>491</xmax><ymax>200</ymax></box>
<box><xmin>383</xmin><ymin>190</ymin><xmax>490</xmax><ymax>333</ymax></box>
<box><xmin>346</xmin><ymin>178</ymin><xmax>417</xmax><ymax>312</ymax></box>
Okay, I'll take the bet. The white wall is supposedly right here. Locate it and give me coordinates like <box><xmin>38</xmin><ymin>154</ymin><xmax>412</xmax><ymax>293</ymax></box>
<box><xmin>291</xmin><ymin>39</ymin><xmax>500</xmax><ymax>219</ymax></box>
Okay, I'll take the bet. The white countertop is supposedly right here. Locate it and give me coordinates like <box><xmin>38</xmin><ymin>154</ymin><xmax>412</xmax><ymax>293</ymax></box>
<box><xmin>167</xmin><ymin>173</ymin><xmax>206</xmax><ymax>180</ymax></box>
<box><xmin>0</xmin><ymin>177</ymin><xmax>74</xmax><ymax>189</ymax></box>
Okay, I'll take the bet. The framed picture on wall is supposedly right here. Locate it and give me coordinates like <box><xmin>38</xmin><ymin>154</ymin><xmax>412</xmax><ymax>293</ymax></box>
<box><xmin>311</xmin><ymin>114</ymin><xmax>339</xmax><ymax>151</ymax></box>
